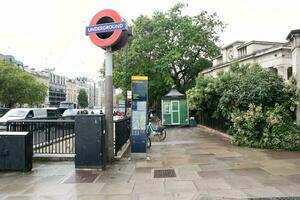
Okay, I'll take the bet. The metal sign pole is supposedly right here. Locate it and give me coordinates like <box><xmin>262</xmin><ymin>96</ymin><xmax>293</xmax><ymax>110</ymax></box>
<box><xmin>104</xmin><ymin>47</ymin><xmax>114</xmax><ymax>162</ymax></box>
<box><xmin>87</xmin><ymin>9</ymin><xmax>129</xmax><ymax>163</ymax></box>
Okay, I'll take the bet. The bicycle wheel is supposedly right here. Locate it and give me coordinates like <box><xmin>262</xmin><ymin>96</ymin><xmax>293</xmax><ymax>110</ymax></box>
<box><xmin>159</xmin><ymin>129</ymin><xmax>166</xmax><ymax>140</ymax></box>
<box><xmin>147</xmin><ymin>136</ymin><xmax>151</xmax><ymax>148</ymax></box>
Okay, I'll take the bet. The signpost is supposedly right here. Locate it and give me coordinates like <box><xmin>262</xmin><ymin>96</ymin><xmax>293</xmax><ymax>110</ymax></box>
<box><xmin>86</xmin><ymin>9</ymin><xmax>129</xmax><ymax>162</ymax></box>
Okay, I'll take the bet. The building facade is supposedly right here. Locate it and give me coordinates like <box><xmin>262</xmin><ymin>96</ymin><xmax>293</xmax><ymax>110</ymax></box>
<box><xmin>0</xmin><ymin>54</ymin><xmax>24</xmax><ymax>69</ymax></box>
<box><xmin>65</xmin><ymin>79</ymin><xmax>78</xmax><ymax>106</ymax></box>
<box><xmin>203</xmin><ymin>29</ymin><xmax>300</xmax><ymax>121</ymax></box>
<box><xmin>48</xmin><ymin>72</ymin><xmax>66</xmax><ymax>107</ymax></box>
<box><xmin>30</xmin><ymin>70</ymin><xmax>50</xmax><ymax>107</ymax></box>
<box><xmin>202</xmin><ymin>31</ymin><xmax>300</xmax><ymax>82</ymax></box>
<box><xmin>1</xmin><ymin>53</ymin><xmax>104</xmax><ymax>108</ymax></box>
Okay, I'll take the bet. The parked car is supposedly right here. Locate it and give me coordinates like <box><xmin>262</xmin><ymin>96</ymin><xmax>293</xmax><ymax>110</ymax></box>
<box><xmin>0</xmin><ymin>108</ymin><xmax>47</xmax><ymax>130</ymax></box>
<box><xmin>62</xmin><ymin>109</ymin><xmax>106</xmax><ymax>120</ymax></box>
<box><xmin>88</xmin><ymin>109</ymin><xmax>104</xmax><ymax>115</ymax></box>
<box><xmin>0</xmin><ymin>108</ymin><xmax>10</xmax><ymax>117</ymax></box>
<box><xmin>42</xmin><ymin>107</ymin><xmax>60</xmax><ymax>119</ymax></box>
<box><xmin>62</xmin><ymin>109</ymin><xmax>88</xmax><ymax>120</ymax></box>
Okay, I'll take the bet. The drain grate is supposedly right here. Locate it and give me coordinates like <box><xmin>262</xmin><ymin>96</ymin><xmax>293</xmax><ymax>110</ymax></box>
<box><xmin>62</xmin><ymin>171</ymin><xmax>100</xmax><ymax>184</ymax></box>
<box><xmin>153</xmin><ymin>169</ymin><xmax>176</xmax><ymax>178</ymax></box>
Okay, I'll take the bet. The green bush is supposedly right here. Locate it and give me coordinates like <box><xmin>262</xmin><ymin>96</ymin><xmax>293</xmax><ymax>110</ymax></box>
<box><xmin>231</xmin><ymin>104</ymin><xmax>300</xmax><ymax>150</ymax></box>
<box><xmin>188</xmin><ymin>63</ymin><xmax>300</xmax><ymax>150</ymax></box>
<box><xmin>218</xmin><ymin>64</ymin><xmax>285</xmax><ymax>119</ymax></box>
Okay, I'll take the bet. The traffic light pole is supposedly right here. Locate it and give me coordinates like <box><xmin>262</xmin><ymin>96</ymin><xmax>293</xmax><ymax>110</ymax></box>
<box><xmin>104</xmin><ymin>47</ymin><xmax>114</xmax><ymax>162</ymax></box>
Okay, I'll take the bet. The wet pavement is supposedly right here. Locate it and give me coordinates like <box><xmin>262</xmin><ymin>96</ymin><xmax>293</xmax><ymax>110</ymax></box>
<box><xmin>1</xmin><ymin>127</ymin><xmax>300</xmax><ymax>199</ymax></box>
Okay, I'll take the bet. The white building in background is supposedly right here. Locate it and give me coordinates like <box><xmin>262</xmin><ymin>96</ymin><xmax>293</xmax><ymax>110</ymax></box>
<box><xmin>1</xmin><ymin>53</ymin><xmax>104</xmax><ymax>108</ymax></box>
<box><xmin>98</xmin><ymin>79</ymin><xmax>105</xmax><ymax>108</ymax></box>
<box><xmin>29</xmin><ymin>69</ymin><xmax>50</xmax><ymax>107</ymax></box>
<box><xmin>203</xmin><ymin>29</ymin><xmax>300</xmax><ymax>122</ymax></box>
<box><xmin>202</xmin><ymin>30</ymin><xmax>300</xmax><ymax>82</ymax></box>
<box><xmin>65</xmin><ymin>79</ymin><xmax>78</xmax><ymax>105</ymax></box>
<box><xmin>74</xmin><ymin>77</ymin><xmax>103</xmax><ymax>108</ymax></box>
<box><xmin>0</xmin><ymin>54</ymin><xmax>24</xmax><ymax>69</ymax></box>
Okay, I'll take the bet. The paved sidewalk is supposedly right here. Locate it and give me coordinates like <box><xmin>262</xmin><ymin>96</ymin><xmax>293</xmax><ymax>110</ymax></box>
<box><xmin>1</xmin><ymin>127</ymin><xmax>300</xmax><ymax>199</ymax></box>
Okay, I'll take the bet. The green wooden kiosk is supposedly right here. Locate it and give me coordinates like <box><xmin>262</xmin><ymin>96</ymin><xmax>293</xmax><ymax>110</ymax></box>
<box><xmin>161</xmin><ymin>88</ymin><xmax>189</xmax><ymax>126</ymax></box>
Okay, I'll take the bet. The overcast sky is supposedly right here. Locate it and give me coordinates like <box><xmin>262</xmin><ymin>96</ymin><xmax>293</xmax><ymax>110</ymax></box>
<box><xmin>0</xmin><ymin>0</ymin><xmax>299</xmax><ymax>79</ymax></box>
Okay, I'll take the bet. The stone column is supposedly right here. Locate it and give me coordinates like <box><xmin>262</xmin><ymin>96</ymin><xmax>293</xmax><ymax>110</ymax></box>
<box><xmin>277</xmin><ymin>65</ymin><xmax>289</xmax><ymax>81</ymax></box>
<box><xmin>287</xmin><ymin>29</ymin><xmax>300</xmax><ymax>123</ymax></box>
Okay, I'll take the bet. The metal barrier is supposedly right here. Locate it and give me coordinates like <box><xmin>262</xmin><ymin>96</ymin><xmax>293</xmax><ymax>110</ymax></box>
<box><xmin>197</xmin><ymin>112</ymin><xmax>230</xmax><ymax>133</ymax></box>
<box><xmin>6</xmin><ymin>117</ymin><xmax>131</xmax><ymax>157</ymax></box>
<box><xmin>7</xmin><ymin>120</ymin><xmax>75</xmax><ymax>154</ymax></box>
<box><xmin>114</xmin><ymin>117</ymin><xmax>131</xmax><ymax>156</ymax></box>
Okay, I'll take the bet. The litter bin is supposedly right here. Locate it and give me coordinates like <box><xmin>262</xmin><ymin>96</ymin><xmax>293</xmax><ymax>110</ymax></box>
<box><xmin>189</xmin><ymin>119</ymin><xmax>197</xmax><ymax>127</ymax></box>
<box><xmin>0</xmin><ymin>132</ymin><xmax>33</xmax><ymax>171</ymax></box>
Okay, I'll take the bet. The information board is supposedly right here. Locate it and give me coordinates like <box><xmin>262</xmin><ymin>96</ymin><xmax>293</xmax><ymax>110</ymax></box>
<box><xmin>131</xmin><ymin>76</ymin><xmax>148</xmax><ymax>153</ymax></box>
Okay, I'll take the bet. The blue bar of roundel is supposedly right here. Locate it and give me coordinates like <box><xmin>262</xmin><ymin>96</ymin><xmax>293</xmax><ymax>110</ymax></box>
<box><xmin>85</xmin><ymin>22</ymin><xmax>127</xmax><ymax>35</ymax></box>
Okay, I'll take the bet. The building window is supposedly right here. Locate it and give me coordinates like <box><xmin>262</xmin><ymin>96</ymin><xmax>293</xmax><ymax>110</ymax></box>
<box><xmin>269</xmin><ymin>67</ymin><xmax>278</xmax><ymax>75</ymax></box>
<box><xmin>163</xmin><ymin>101</ymin><xmax>171</xmax><ymax>114</ymax></box>
<box><xmin>288</xmin><ymin>67</ymin><xmax>293</xmax><ymax>80</ymax></box>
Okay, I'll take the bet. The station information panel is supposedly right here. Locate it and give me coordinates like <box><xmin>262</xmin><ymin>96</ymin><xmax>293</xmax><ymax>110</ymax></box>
<box><xmin>131</xmin><ymin>76</ymin><xmax>148</xmax><ymax>153</ymax></box>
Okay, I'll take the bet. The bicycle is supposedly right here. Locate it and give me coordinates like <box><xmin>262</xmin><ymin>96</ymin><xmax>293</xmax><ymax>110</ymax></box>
<box><xmin>146</xmin><ymin>119</ymin><xmax>166</xmax><ymax>148</ymax></box>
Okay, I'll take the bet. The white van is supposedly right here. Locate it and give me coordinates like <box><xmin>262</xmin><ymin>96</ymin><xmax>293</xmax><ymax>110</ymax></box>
<box><xmin>0</xmin><ymin>108</ymin><xmax>47</xmax><ymax>130</ymax></box>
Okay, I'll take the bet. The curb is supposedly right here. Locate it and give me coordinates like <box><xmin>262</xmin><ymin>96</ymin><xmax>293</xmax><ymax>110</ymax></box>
<box><xmin>114</xmin><ymin>139</ymin><xmax>130</xmax><ymax>160</ymax></box>
<box><xmin>197</xmin><ymin>125</ymin><xmax>233</xmax><ymax>141</ymax></box>
<box><xmin>33</xmin><ymin>154</ymin><xmax>75</xmax><ymax>161</ymax></box>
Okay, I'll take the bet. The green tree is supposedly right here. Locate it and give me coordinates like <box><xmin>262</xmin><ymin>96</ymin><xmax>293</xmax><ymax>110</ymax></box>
<box><xmin>0</xmin><ymin>61</ymin><xmax>47</xmax><ymax>107</ymax></box>
<box><xmin>77</xmin><ymin>89</ymin><xmax>88</xmax><ymax>108</ymax></box>
<box><xmin>111</xmin><ymin>3</ymin><xmax>225</xmax><ymax>109</ymax></box>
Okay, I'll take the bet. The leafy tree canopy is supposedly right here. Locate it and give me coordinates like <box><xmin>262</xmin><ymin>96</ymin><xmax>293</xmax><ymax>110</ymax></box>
<box><xmin>110</xmin><ymin>3</ymin><xmax>225</xmax><ymax>109</ymax></box>
<box><xmin>77</xmin><ymin>89</ymin><xmax>88</xmax><ymax>108</ymax></box>
<box><xmin>0</xmin><ymin>61</ymin><xmax>47</xmax><ymax>107</ymax></box>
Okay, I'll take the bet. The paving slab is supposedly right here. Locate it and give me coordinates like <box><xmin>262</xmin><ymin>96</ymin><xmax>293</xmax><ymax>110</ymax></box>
<box><xmin>3</xmin><ymin>195</ymin><xmax>37</xmax><ymax>200</ymax></box>
<box><xmin>132</xmin><ymin>182</ymin><xmax>164</xmax><ymax>193</ymax></box>
<box><xmin>164</xmin><ymin>180</ymin><xmax>197</xmax><ymax>193</ymax></box>
<box><xmin>1</xmin><ymin>127</ymin><xmax>300</xmax><ymax>199</ymax></box>
<box><xmin>173</xmin><ymin>192</ymin><xmax>198</xmax><ymax>200</ymax></box>
<box><xmin>138</xmin><ymin>193</ymin><xmax>173</xmax><ymax>200</ymax></box>
<box><xmin>241</xmin><ymin>186</ymin><xmax>285</xmax><ymax>198</ymax></box>
<box><xmin>202</xmin><ymin>188</ymin><xmax>249</xmax><ymax>199</ymax></box>
<box><xmin>194</xmin><ymin>178</ymin><xmax>232</xmax><ymax>190</ymax></box>
<box><xmin>69</xmin><ymin>183</ymin><xmax>105</xmax><ymax>195</ymax></box>
<box><xmin>69</xmin><ymin>194</ymin><xmax>106</xmax><ymax>200</ymax></box>
<box><xmin>99</xmin><ymin>182</ymin><xmax>134</xmax><ymax>194</ymax></box>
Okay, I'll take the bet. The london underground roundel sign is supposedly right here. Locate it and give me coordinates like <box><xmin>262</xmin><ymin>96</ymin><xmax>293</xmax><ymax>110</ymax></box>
<box><xmin>86</xmin><ymin>9</ymin><xmax>128</xmax><ymax>50</ymax></box>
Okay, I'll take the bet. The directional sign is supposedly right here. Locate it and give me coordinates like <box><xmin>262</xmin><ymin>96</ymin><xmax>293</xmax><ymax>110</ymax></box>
<box><xmin>85</xmin><ymin>22</ymin><xmax>127</xmax><ymax>35</ymax></box>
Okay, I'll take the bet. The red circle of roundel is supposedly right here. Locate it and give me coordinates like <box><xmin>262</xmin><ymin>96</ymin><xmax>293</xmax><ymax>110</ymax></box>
<box><xmin>89</xmin><ymin>9</ymin><xmax>122</xmax><ymax>48</ymax></box>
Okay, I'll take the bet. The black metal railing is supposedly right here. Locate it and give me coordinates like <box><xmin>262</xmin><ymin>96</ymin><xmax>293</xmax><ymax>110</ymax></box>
<box><xmin>7</xmin><ymin>120</ymin><xmax>75</xmax><ymax>154</ymax></box>
<box><xmin>197</xmin><ymin>111</ymin><xmax>230</xmax><ymax>133</ymax></box>
<box><xmin>114</xmin><ymin>117</ymin><xmax>131</xmax><ymax>156</ymax></box>
<box><xmin>6</xmin><ymin>117</ymin><xmax>131</xmax><ymax>157</ymax></box>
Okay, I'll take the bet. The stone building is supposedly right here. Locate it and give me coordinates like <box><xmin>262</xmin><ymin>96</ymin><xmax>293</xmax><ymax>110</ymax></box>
<box><xmin>202</xmin><ymin>30</ymin><xmax>300</xmax><ymax>82</ymax></box>
<box><xmin>48</xmin><ymin>72</ymin><xmax>66</xmax><ymax>107</ymax></box>
<box><xmin>30</xmin><ymin>70</ymin><xmax>50</xmax><ymax>107</ymax></box>
<box><xmin>65</xmin><ymin>79</ymin><xmax>78</xmax><ymax>105</ymax></box>
<box><xmin>203</xmin><ymin>29</ymin><xmax>300</xmax><ymax>121</ymax></box>
<box><xmin>0</xmin><ymin>54</ymin><xmax>24</xmax><ymax>69</ymax></box>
